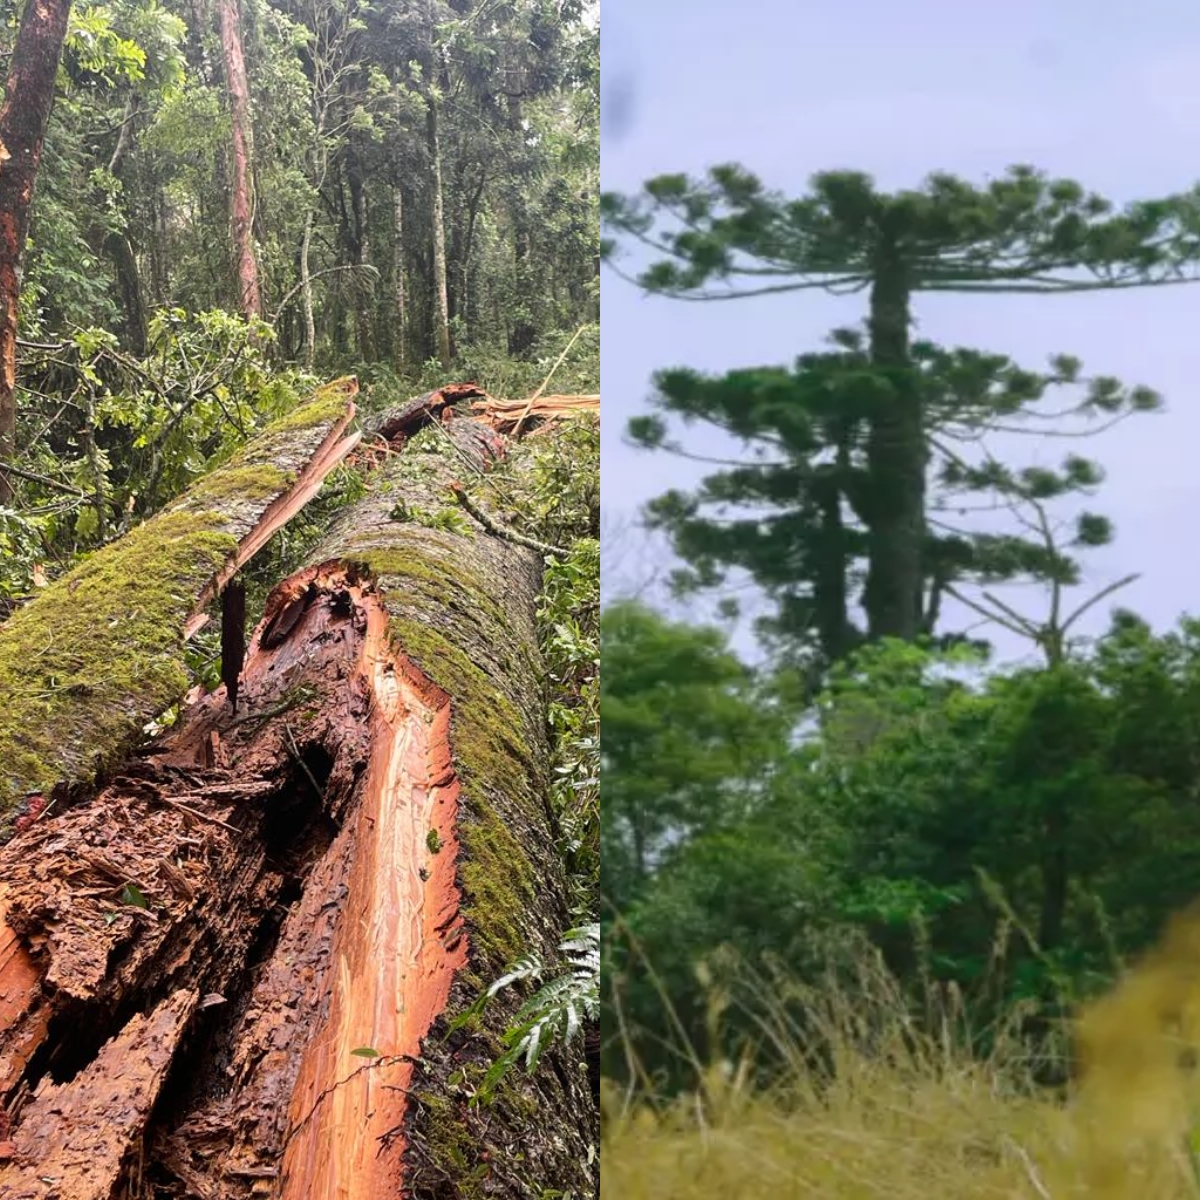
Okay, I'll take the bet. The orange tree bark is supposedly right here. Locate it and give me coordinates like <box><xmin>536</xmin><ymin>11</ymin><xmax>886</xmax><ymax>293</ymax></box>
<box><xmin>0</xmin><ymin>401</ymin><xmax>595</xmax><ymax>1197</ymax></box>
<box><xmin>216</xmin><ymin>0</ymin><xmax>262</xmax><ymax>319</ymax></box>
<box><xmin>0</xmin><ymin>0</ymin><xmax>73</xmax><ymax>503</ymax></box>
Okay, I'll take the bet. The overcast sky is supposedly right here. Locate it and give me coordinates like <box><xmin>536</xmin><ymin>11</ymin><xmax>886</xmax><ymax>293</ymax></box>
<box><xmin>601</xmin><ymin>0</ymin><xmax>1200</xmax><ymax>665</ymax></box>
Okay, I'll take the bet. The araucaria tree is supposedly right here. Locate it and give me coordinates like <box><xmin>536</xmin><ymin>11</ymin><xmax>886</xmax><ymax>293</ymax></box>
<box><xmin>602</xmin><ymin>166</ymin><xmax>1200</xmax><ymax>652</ymax></box>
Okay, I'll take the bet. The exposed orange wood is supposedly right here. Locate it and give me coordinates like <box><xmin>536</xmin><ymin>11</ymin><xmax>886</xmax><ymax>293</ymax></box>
<box><xmin>277</xmin><ymin>598</ymin><xmax>466</xmax><ymax>1197</ymax></box>
<box><xmin>0</xmin><ymin>886</ymin><xmax>45</xmax><ymax>1096</ymax></box>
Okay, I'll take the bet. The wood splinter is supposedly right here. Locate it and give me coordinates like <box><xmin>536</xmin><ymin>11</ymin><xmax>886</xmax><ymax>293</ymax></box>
<box><xmin>221</xmin><ymin>576</ymin><xmax>247</xmax><ymax>714</ymax></box>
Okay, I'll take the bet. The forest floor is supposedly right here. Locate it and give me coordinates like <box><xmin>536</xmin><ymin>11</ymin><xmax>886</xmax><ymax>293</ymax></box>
<box><xmin>602</xmin><ymin>924</ymin><xmax>1200</xmax><ymax>1200</ymax></box>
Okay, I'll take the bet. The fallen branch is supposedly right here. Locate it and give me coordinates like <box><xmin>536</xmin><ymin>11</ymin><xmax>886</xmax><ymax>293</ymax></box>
<box><xmin>512</xmin><ymin>323</ymin><xmax>589</xmax><ymax>436</ymax></box>
<box><xmin>0</xmin><ymin>458</ymin><xmax>88</xmax><ymax>496</ymax></box>
<box><xmin>448</xmin><ymin>480</ymin><xmax>569</xmax><ymax>558</ymax></box>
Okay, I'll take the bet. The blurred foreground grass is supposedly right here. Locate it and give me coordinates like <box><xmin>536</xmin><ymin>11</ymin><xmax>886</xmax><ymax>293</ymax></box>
<box><xmin>602</xmin><ymin>908</ymin><xmax>1200</xmax><ymax>1198</ymax></box>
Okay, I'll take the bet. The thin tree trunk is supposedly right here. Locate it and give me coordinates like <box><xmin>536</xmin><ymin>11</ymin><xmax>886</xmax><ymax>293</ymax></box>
<box><xmin>508</xmin><ymin>219</ymin><xmax>536</xmax><ymax>356</ymax></box>
<box><xmin>216</xmin><ymin>0</ymin><xmax>262</xmax><ymax>319</ymax></box>
<box><xmin>426</xmin><ymin>98</ymin><xmax>451</xmax><ymax>368</ymax></box>
<box><xmin>94</xmin><ymin>95</ymin><xmax>149</xmax><ymax>352</ymax></box>
<box><xmin>346</xmin><ymin>143</ymin><xmax>374</xmax><ymax>359</ymax></box>
<box><xmin>458</xmin><ymin>166</ymin><xmax>486</xmax><ymax>342</ymax></box>
<box><xmin>300</xmin><ymin>208</ymin><xmax>316</xmax><ymax>369</ymax></box>
<box><xmin>0</xmin><ymin>398</ymin><xmax>595</xmax><ymax>1197</ymax></box>
<box><xmin>393</xmin><ymin>183</ymin><xmax>407</xmax><ymax>370</ymax></box>
<box><xmin>0</xmin><ymin>0</ymin><xmax>74</xmax><ymax>503</ymax></box>
<box><xmin>105</xmin><ymin>230</ymin><xmax>148</xmax><ymax>353</ymax></box>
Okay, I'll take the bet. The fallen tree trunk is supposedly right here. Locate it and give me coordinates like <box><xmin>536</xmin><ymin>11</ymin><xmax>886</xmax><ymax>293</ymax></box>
<box><xmin>0</xmin><ymin>377</ymin><xmax>361</xmax><ymax>818</ymax></box>
<box><xmin>0</xmin><ymin>399</ymin><xmax>595</xmax><ymax>1197</ymax></box>
<box><xmin>369</xmin><ymin>383</ymin><xmax>600</xmax><ymax>445</ymax></box>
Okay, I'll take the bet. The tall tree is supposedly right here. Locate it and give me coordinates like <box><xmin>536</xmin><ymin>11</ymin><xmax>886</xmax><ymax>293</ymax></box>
<box><xmin>632</xmin><ymin>331</ymin><xmax>1159</xmax><ymax>676</ymax></box>
<box><xmin>215</xmin><ymin>0</ymin><xmax>262</xmax><ymax>318</ymax></box>
<box><xmin>0</xmin><ymin>0</ymin><xmax>74</xmax><ymax>502</ymax></box>
<box><xmin>424</xmin><ymin>0</ymin><xmax>451</xmax><ymax>367</ymax></box>
<box><xmin>602</xmin><ymin>165</ymin><xmax>1200</xmax><ymax>642</ymax></box>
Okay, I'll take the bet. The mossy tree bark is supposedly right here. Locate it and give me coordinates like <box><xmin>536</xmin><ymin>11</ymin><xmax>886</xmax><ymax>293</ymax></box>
<box><xmin>0</xmin><ymin>400</ymin><xmax>595</xmax><ymax>1198</ymax></box>
<box><xmin>0</xmin><ymin>377</ymin><xmax>360</xmax><ymax>819</ymax></box>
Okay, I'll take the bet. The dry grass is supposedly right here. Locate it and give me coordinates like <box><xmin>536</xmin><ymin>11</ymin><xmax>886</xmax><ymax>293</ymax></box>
<box><xmin>602</xmin><ymin>913</ymin><xmax>1200</xmax><ymax>1198</ymax></box>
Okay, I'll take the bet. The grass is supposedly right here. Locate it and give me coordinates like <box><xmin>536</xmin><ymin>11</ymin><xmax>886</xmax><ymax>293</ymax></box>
<box><xmin>603</xmin><ymin>912</ymin><xmax>1200</xmax><ymax>1198</ymax></box>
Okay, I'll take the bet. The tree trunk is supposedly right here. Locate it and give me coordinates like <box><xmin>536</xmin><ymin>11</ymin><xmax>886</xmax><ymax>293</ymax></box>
<box><xmin>0</xmin><ymin>0</ymin><xmax>74</xmax><ymax>504</ymax></box>
<box><xmin>0</xmin><ymin>398</ymin><xmax>595</xmax><ymax>1197</ymax></box>
<box><xmin>454</xmin><ymin>166</ymin><xmax>486</xmax><ymax>343</ymax></box>
<box><xmin>216</xmin><ymin>0</ymin><xmax>262</xmax><ymax>320</ymax></box>
<box><xmin>346</xmin><ymin>143</ymin><xmax>374</xmax><ymax>360</ymax></box>
<box><xmin>104</xmin><ymin>230</ymin><xmax>148</xmax><ymax>354</ymax></box>
<box><xmin>426</xmin><ymin>99</ymin><xmax>452</xmax><ymax>369</ymax></box>
<box><xmin>300</xmin><ymin>208</ymin><xmax>316</xmax><ymax>369</ymax></box>
<box><xmin>95</xmin><ymin>95</ymin><xmax>148</xmax><ymax>353</ymax></box>
<box><xmin>862</xmin><ymin>228</ymin><xmax>924</xmax><ymax>642</ymax></box>
<box><xmin>393</xmin><ymin>183</ymin><xmax>407</xmax><ymax>370</ymax></box>
<box><xmin>507</xmin><ymin>219</ymin><xmax>536</xmax><ymax>357</ymax></box>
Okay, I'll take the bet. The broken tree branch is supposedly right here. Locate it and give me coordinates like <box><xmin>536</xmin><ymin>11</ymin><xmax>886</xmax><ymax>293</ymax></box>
<box><xmin>448</xmin><ymin>480</ymin><xmax>569</xmax><ymax>558</ymax></box>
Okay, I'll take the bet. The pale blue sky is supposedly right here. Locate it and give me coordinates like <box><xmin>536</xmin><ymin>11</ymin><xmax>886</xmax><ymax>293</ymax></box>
<box><xmin>601</xmin><ymin>0</ymin><xmax>1200</xmax><ymax>663</ymax></box>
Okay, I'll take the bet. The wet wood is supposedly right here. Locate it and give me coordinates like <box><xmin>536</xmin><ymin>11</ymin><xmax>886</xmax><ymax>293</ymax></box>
<box><xmin>2</xmin><ymin>988</ymin><xmax>198</xmax><ymax>1199</ymax></box>
<box><xmin>371</xmin><ymin>382</ymin><xmax>487</xmax><ymax>443</ymax></box>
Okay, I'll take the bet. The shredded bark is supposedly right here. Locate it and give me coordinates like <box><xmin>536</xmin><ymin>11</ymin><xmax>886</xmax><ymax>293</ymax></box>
<box><xmin>372</xmin><ymin>382</ymin><xmax>488</xmax><ymax>443</ymax></box>
<box><xmin>470</xmin><ymin>391</ymin><xmax>599</xmax><ymax>435</ymax></box>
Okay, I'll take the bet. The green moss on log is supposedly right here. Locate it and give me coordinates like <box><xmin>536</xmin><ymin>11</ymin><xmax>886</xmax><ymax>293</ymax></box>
<box><xmin>184</xmin><ymin>464</ymin><xmax>296</xmax><ymax>507</ymax></box>
<box><xmin>258</xmin><ymin>375</ymin><xmax>358</xmax><ymax>436</ymax></box>
<box><xmin>344</xmin><ymin>546</ymin><xmax>509</xmax><ymax>635</ymax></box>
<box><xmin>0</xmin><ymin>512</ymin><xmax>236</xmax><ymax>816</ymax></box>
<box><xmin>0</xmin><ymin>378</ymin><xmax>358</xmax><ymax>822</ymax></box>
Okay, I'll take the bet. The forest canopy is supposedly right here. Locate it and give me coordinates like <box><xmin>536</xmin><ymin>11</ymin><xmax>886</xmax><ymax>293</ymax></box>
<box><xmin>0</xmin><ymin>0</ymin><xmax>598</xmax><ymax>598</ymax></box>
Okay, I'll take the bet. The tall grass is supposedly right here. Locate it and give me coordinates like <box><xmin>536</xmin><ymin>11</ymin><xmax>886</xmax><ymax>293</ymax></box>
<box><xmin>602</xmin><ymin>910</ymin><xmax>1200</xmax><ymax>1197</ymax></box>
